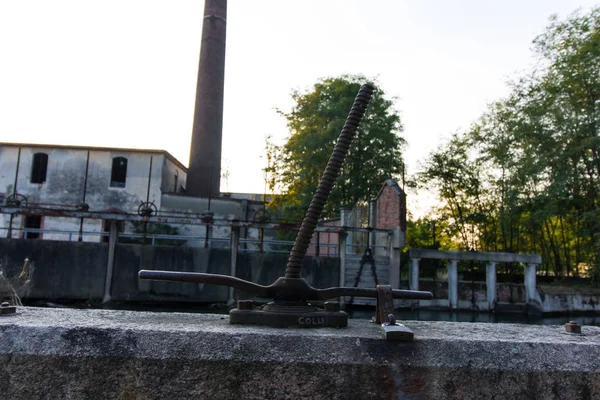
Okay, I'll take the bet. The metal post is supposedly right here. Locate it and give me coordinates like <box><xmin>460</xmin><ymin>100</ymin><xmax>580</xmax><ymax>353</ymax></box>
<box><xmin>409</xmin><ymin>258</ymin><xmax>420</xmax><ymax>291</ymax></box>
<box><xmin>79</xmin><ymin>150</ymin><xmax>90</xmax><ymax>242</ymax></box>
<box><xmin>8</xmin><ymin>146</ymin><xmax>21</xmax><ymax>238</ymax></box>
<box><xmin>102</xmin><ymin>221</ymin><xmax>118</xmax><ymax>304</ymax></box>
<box><xmin>229</xmin><ymin>226</ymin><xmax>240</xmax><ymax>305</ymax></box>
<box><xmin>338</xmin><ymin>231</ymin><xmax>347</xmax><ymax>307</ymax></box>
<box><xmin>368</xmin><ymin>199</ymin><xmax>377</xmax><ymax>250</ymax></box>
<box><xmin>486</xmin><ymin>262</ymin><xmax>497</xmax><ymax>312</ymax></box>
<box><xmin>448</xmin><ymin>260</ymin><xmax>458</xmax><ymax>310</ymax></box>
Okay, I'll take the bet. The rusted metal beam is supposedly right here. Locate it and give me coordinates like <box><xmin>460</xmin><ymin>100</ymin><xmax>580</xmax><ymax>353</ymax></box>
<box><xmin>0</xmin><ymin>206</ymin><xmax>392</xmax><ymax>234</ymax></box>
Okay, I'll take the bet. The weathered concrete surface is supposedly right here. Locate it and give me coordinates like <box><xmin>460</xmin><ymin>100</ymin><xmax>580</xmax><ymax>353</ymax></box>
<box><xmin>1</xmin><ymin>308</ymin><xmax>600</xmax><ymax>399</ymax></box>
<box><xmin>0</xmin><ymin>239</ymin><xmax>340</xmax><ymax>304</ymax></box>
<box><xmin>0</xmin><ymin>239</ymin><xmax>107</xmax><ymax>300</ymax></box>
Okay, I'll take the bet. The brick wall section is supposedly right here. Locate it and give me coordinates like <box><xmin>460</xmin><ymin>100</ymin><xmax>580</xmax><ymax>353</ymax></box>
<box><xmin>308</xmin><ymin>219</ymin><xmax>340</xmax><ymax>256</ymax></box>
<box><xmin>375</xmin><ymin>180</ymin><xmax>406</xmax><ymax>232</ymax></box>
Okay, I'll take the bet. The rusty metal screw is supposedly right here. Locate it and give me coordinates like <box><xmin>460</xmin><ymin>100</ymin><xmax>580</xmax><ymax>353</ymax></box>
<box><xmin>237</xmin><ymin>300</ymin><xmax>254</xmax><ymax>310</ymax></box>
<box><xmin>285</xmin><ymin>84</ymin><xmax>375</xmax><ymax>279</ymax></box>
<box><xmin>565</xmin><ymin>321</ymin><xmax>582</xmax><ymax>334</ymax></box>
<box><xmin>324</xmin><ymin>301</ymin><xmax>340</xmax><ymax>312</ymax></box>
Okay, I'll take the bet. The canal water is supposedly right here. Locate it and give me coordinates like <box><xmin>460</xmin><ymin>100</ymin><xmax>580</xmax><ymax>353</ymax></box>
<box><xmin>346</xmin><ymin>306</ymin><xmax>600</xmax><ymax>327</ymax></box>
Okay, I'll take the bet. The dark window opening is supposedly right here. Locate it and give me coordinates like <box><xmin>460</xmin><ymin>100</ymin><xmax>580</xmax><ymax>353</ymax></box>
<box><xmin>23</xmin><ymin>215</ymin><xmax>42</xmax><ymax>239</ymax></box>
<box><xmin>173</xmin><ymin>171</ymin><xmax>179</xmax><ymax>193</ymax></box>
<box><xmin>31</xmin><ymin>153</ymin><xmax>48</xmax><ymax>184</ymax></box>
<box><xmin>110</xmin><ymin>157</ymin><xmax>128</xmax><ymax>188</ymax></box>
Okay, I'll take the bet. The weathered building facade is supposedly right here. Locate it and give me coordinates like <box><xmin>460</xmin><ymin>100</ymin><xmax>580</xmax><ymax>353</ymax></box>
<box><xmin>0</xmin><ymin>143</ymin><xmax>187</xmax><ymax>241</ymax></box>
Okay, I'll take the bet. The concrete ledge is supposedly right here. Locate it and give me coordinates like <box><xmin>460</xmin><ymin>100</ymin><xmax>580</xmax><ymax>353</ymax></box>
<box><xmin>1</xmin><ymin>308</ymin><xmax>600</xmax><ymax>399</ymax></box>
<box><xmin>409</xmin><ymin>249</ymin><xmax>542</xmax><ymax>264</ymax></box>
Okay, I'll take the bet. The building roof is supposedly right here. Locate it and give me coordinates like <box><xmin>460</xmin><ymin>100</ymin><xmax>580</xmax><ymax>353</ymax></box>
<box><xmin>0</xmin><ymin>142</ymin><xmax>188</xmax><ymax>171</ymax></box>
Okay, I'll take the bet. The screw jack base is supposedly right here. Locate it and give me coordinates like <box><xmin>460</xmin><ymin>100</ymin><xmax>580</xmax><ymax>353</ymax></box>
<box><xmin>230</xmin><ymin>301</ymin><xmax>347</xmax><ymax>328</ymax></box>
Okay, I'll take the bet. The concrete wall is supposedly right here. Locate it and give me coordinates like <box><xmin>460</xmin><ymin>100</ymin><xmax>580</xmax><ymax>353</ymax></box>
<box><xmin>541</xmin><ymin>292</ymin><xmax>600</xmax><ymax>314</ymax></box>
<box><xmin>0</xmin><ymin>238</ymin><xmax>339</xmax><ymax>304</ymax></box>
<box><xmin>160</xmin><ymin>193</ymin><xmax>267</xmax><ymax>248</ymax></box>
<box><xmin>0</xmin><ymin>238</ymin><xmax>107</xmax><ymax>300</ymax></box>
<box><xmin>160</xmin><ymin>157</ymin><xmax>186</xmax><ymax>194</ymax></box>
<box><xmin>110</xmin><ymin>246</ymin><xmax>340</xmax><ymax>303</ymax></box>
<box><xmin>2</xmin><ymin>308</ymin><xmax>600</xmax><ymax>400</ymax></box>
<box><xmin>112</xmin><ymin>246</ymin><xmax>231</xmax><ymax>303</ymax></box>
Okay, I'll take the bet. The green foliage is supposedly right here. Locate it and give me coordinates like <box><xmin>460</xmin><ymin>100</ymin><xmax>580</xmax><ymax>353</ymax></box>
<box><xmin>417</xmin><ymin>7</ymin><xmax>600</xmax><ymax>280</ymax></box>
<box><xmin>266</xmin><ymin>75</ymin><xmax>405</xmax><ymax>222</ymax></box>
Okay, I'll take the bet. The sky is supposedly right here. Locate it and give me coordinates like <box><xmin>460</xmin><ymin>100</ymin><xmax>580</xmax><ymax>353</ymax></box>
<box><xmin>0</xmin><ymin>0</ymin><xmax>598</xmax><ymax>215</ymax></box>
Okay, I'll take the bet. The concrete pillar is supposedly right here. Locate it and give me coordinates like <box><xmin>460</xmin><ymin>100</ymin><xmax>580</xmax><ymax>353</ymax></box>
<box><xmin>389</xmin><ymin>246</ymin><xmax>401</xmax><ymax>290</ymax></box>
<box><xmin>102</xmin><ymin>221</ymin><xmax>118</xmax><ymax>304</ymax></box>
<box><xmin>338</xmin><ymin>232</ymin><xmax>347</xmax><ymax>306</ymax></box>
<box><xmin>448</xmin><ymin>260</ymin><xmax>458</xmax><ymax>310</ymax></box>
<box><xmin>228</xmin><ymin>227</ymin><xmax>239</xmax><ymax>305</ymax></box>
<box><xmin>525</xmin><ymin>263</ymin><xmax>538</xmax><ymax>305</ymax></box>
<box><xmin>486</xmin><ymin>262</ymin><xmax>497</xmax><ymax>312</ymax></box>
<box><xmin>409</xmin><ymin>258</ymin><xmax>420</xmax><ymax>291</ymax></box>
<box><xmin>340</xmin><ymin>207</ymin><xmax>352</xmax><ymax>254</ymax></box>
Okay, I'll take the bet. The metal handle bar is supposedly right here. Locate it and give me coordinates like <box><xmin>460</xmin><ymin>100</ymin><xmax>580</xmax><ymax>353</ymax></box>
<box><xmin>139</xmin><ymin>270</ymin><xmax>433</xmax><ymax>301</ymax></box>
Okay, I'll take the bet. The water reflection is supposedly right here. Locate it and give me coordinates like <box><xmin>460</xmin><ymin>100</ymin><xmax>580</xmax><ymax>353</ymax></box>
<box><xmin>346</xmin><ymin>306</ymin><xmax>600</xmax><ymax>326</ymax></box>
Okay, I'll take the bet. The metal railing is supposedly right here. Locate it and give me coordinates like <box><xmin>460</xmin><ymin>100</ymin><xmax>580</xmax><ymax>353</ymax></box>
<box><xmin>1</xmin><ymin>227</ymin><xmax>385</xmax><ymax>256</ymax></box>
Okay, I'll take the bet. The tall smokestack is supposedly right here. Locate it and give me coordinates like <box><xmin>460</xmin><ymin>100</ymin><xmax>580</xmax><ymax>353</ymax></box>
<box><xmin>187</xmin><ymin>0</ymin><xmax>227</xmax><ymax>197</ymax></box>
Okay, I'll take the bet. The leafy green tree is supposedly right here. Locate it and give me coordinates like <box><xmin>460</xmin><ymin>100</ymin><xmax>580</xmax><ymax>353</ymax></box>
<box><xmin>417</xmin><ymin>7</ymin><xmax>600</xmax><ymax>279</ymax></box>
<box><xmin>267</xmin><ymin>75</ymin><xmax>406</xmax><ymax>221</ymax></box>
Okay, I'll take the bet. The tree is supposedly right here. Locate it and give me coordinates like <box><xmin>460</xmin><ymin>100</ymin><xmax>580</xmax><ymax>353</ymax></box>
<box><xmin>417</xmin><ymin>7</ymin><xmax>600</xmax><ymax>279</ymax></box>
<box><xmin>267</xmin><ymin>75</ymin><xmax>406</xmax><ymax>221</ymax></box>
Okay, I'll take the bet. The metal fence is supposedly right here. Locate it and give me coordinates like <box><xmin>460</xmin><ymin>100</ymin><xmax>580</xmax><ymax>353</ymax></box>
<box><xmin>1</xmin><ymin>227</ymin><xmax>388</xmax><ymax>256</ymax></box>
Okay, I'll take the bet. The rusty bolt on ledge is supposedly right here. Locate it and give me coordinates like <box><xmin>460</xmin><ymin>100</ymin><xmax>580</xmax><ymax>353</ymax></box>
<box><xmin>565</xmin><ymin>321</ymin><xmax>582</xmax><ymax>334</ymax></box>
<box><xmin>0</xmin><ymin>302</ymin><xmax>17</xmax><ymax>316</ymax></box>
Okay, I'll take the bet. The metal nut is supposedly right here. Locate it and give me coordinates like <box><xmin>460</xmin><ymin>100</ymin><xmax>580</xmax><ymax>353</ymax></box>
<box><xmin>237</xmin><ymin>300</ymin><xmax>254</xmax><ymax>310</ymax></box>
<box><xmin>0</xmin><ymin>302</ymin><xmax>16</xmax><ymax>316</ymax></box>
<box><xmin>565</xmin><ymin>321</ymin><xmax>582</xmax><ymax>334</ymax></box>
<box><xmin>324</xmin><ymin>301</ymin><xmax>340</xmax><ymax>312</ymax></box>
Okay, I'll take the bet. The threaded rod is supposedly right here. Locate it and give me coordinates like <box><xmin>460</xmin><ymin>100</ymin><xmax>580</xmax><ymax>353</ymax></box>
<box><xmin>285</xmin><ymin>84</ymin><xmax>375</xmax><ymax>279</ymax></box>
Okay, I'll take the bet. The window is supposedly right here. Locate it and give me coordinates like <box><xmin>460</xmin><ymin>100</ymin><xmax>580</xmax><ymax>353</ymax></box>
<box><xmin>30</xmin><ymin>153</ymin><xmax>48</xmax><ymax>183</ymax></box>
<box><xmin>110</xmin><ymin>157</ymin><xmax>128</xmax><ymax>187</ymax></box>
<box><xmin>23</xmin><ymin>215</ymin><xmax>42</xmax><ymax>239</ymax></box>
<box><xmin>173</xmin><ymin>171</ymin><xmax>179</xmax><ymax>192</ymax></box>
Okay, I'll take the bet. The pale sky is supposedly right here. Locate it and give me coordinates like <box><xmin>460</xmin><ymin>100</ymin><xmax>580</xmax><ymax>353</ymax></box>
<box><xmin>0</xmin><ymin>1</ymin><xmax>597</xmax><ymax>215</ymax></box>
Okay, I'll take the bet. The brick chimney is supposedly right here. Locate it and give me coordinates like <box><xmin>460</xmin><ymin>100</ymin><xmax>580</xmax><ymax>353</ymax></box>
<box><xmin>187</xmin><ymin>0</ymin><xmax>227</xmax><ymax>197</ymax></box>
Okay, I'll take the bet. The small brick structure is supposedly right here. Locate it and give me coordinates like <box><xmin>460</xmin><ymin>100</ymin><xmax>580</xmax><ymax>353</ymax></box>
<box><xmin>374</xmin><ymin>179</ymin><xmax>407</xmax><ymax>234</ymax></box>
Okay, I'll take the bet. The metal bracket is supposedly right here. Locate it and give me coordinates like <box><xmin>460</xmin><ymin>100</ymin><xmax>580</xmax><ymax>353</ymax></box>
<box><xmin>230</xmin><ymin>300</ymin><xmax>347</xmax><ymax>328</ymax></box>
<box><xmin>0</xmin><ymin>302</ymin><xmax>17</xmax><ymax>316</ymax></box>
<box><xmin>381</xmin><ymin>314</ymin><xmax>414</xmax><ymax>341</ymax></box>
